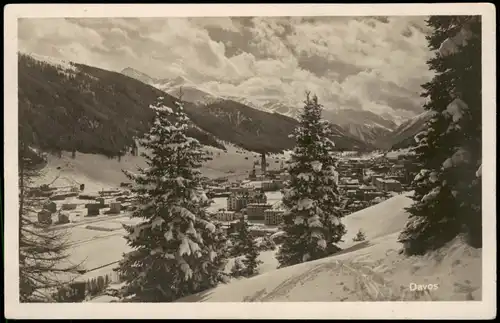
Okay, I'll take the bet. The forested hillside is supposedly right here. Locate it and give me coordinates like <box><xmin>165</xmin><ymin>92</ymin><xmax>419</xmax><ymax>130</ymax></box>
<box><xmin>18</xmin><ymin>53</ymin><xmax>223</xmax><ymax>157</ymax></box>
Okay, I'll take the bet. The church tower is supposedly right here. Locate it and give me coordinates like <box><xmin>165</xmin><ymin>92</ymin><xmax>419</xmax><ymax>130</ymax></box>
<box><xmin>261</xmin><ymin>153</ymin><xmax>267</xmax><ymax>174</ymax></box>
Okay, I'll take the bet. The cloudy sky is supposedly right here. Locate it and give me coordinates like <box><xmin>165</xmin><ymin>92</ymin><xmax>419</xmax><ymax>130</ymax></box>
<box><xmin>18</xmin><ymin>16</ymin><xmax>435</xmax><ymax>123</ymax></box>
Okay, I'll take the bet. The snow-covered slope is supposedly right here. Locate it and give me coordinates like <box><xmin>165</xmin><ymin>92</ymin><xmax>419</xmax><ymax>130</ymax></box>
<box><xmin>178</xmin><ymin>193</ymin><xmax>482</xmax><ymax>302</ymax></box>
<box><xmin>22</xmin><ymin>52</ymin><xmax>78</xmax><ymax>74</ymax></box>
<box><xmin>121</xmin><ymin>68</ymin><xmax>219</xmax><ymax>105</ymax></box>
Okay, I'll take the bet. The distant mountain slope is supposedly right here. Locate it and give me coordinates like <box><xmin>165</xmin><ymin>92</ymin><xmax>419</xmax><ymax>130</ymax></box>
<box><xmin>218</xmin><ymin>97</ymin><xmax>399</xmax><ymax>145</ymax></box>
<box><xmin>376</xmin><ymin>110</ymin><xmax>435</xmax><ymax>150</ymax></box>
<box><xmin>323</xmin><ymin>109</ymin><xmax>397</xmax><ymax>145</ymax></box>
<box><xmin>220</xmin><ymin>94</ymin><xmax>400</xmax><ymax>146</ymax></box>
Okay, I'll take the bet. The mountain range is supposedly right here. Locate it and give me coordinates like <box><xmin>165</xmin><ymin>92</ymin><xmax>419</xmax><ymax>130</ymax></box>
<box><xmin>121</xmin><ymin>67</ymin><xmax>428</xmax><ymax>150</ymax></box>
<box><xmin>18</xmin><ymin>53</ymin><xmax>427</xmax><ymax>160</ymax></box>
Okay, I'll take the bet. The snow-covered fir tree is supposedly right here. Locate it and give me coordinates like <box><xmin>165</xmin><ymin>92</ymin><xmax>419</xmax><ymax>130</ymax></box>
<box><xmin>230</xmin><ymin>258</ymin><xmax>245</xmax><ymax>278</ymax></box>
<box><xmin>116</xmin><ymin>96</ymin><xmax>228</xmax><ymax>302</ymax></box>
<box><xmin>352</xmin><ymin>229</ymin><xmax>367</xmax><ymax>242</ymax></box>
<box><xmin>276</xmin><ymin>93</ymin><xmax>346</xmax><ymax>268</ymax></box>
<box><xmin>231</xmin><ymin>217</ymin><xmax>262</xmax><ymax>277</ymax></box>
<box><xmin>398</xmin><ymin>16</ymin><xmax>482</xmax><ymax>255</ymax></box>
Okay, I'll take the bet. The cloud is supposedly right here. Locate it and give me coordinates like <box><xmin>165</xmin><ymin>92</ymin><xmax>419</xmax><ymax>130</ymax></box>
<box><xmin>18</xmin><ymin>16</ymin><xmax>434</xmax><ymax>122</ymax></box>
<box><xmin>190</xmin><ymin>17</ymin><xmax>242</xmax><ymax>33</ymax></box>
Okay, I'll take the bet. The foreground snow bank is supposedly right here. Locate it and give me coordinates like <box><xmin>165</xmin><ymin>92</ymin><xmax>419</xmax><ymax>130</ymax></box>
<box><xmin>178</xmin><ymin>193</ymin><xmax>481</xmax><ymax>302</ymax></box>
<box><xmin>178</xmin><ymin>234</ymin><xmax>481</xmax><ymax>302</ymax></box>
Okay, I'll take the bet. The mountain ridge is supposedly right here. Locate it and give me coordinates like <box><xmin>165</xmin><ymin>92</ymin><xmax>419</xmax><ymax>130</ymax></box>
<box><xmin>119</xmin><ymin>67</ymin><xmax>412</xmax><ymax>147</ymax></box>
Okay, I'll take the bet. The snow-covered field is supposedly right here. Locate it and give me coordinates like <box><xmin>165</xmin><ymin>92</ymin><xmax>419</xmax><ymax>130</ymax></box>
<box><xmin>385</xmin><ymin>148</ymin><xmax>415</xmax><ymax>160</ymax></box>
<box><xmin>34</xmin><ymin>144</ymin><xmax>287</xmax><ymax>190</ymax></box>
<box><xmin>178</xmin><ymin>193</ymin><xmax>482</xmax><ymax>302</ymax></box>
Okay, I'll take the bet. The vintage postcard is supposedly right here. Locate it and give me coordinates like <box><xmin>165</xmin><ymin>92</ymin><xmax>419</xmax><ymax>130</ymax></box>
<box><xmin>3</xmin><ymin>3</ymin><xmax>496</xmax><ymax>320</ymax></box>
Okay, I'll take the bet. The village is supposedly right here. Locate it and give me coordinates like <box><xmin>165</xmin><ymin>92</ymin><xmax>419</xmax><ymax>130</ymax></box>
<box><xmin>202</xmin><ymin>151</ymin><xmax>418</xmax><ymax>238</ymax></box>
<box><xmin>25</xmin><ymin>149</ymin><xmax>419</xmax><ymax>302</ymax></box>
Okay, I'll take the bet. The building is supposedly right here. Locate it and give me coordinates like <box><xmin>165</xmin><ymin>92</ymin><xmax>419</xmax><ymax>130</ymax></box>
<box><xmin>272</xmin><ymin>179</ymin><xmax>285</xmax><ymax>190</ymax></box>
<box><xmin>357</xmin><ymin>185</ymin><xmax>379</xmax><ymax>201</ymax></box>
<box><xmin>264</xmin><ymin>209</ymin><xmax>284</xmax><ymax>226</ymax></box>
<box><xmin>371</xmin><ymin>175</ymin><xmax>385</xmax><ymax>187</ymax></box>
<box><xmin>227</xmin><ymin>190</ymin><xmax>267</xmax><ymax>211</ymax></box>
<box><xmin>261</xmin><ymin>180</ymin><xmax>284</xmax><ymax>192</ymax></box>
<box><xmin>382</xmin><ymin>179</ymin><xmax>403</xmax><ymax>192</ymax></box>
<box><xmin>248</xmin><ymin>191</ymin><xmax>267</xmax><ymax>204</ymax></box>
<box><xmin>345</xmin><ymin>179</ymin><xmax>360</xmax><ymax>186</ymax></box>
<box><xmin>363</xmin><ymin>191</ymin><xmax>385</xmax><ymax>201</ymax></box>
<box><xmin>338</xmin><ymin>184</ymin><xmax>359</xmax><ymax>193</ymax></box>
<box><xmin>227</xmin><ymin>194</ymin><xmax>245</xmax><ymax>211</ymax></box>
<box><xmin>373</xmin><ymin>178</ymin><xmax>403</xmax><ymax>192</ymax></box>
<box><xmin>280</xmin><ymin>172</ymin><xmax>291</xmax><ymax>181</ymax></box>
<box><xmin>246</xmin><ymin>203</ymin><xmax>272</xmax><ymax>222</ymax></box>
<box><xmin>346</xmin><ymin>190</ymin><xmax>357</xmax><ymax>198</ymax></box>
<box><xmin>216</xmin><ymin>210</ymin><xmax>236</xmax><ymax>222</ymax></box>
<box><xmin>229</xmin><ymin>186</ymin><xmax>250</xmax><ymax>194</ymax></box>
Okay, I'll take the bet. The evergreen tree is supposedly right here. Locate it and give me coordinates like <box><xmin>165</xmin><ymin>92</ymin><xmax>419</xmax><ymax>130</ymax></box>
<box><xmin>398</xmin><ymin>16</ymin><xmax>482</xmax><ymax>255</ymax></box>
<box><xmin>86</xmin><ymin>280</ymin><xmax>92</xmax><ymax>295</ymax></box>
<box><xmin>276</xmin><ymin>93</ymin><xmax>346</xmax><ymax>268</ymax></box>
<box><xmin>230</xmin><ymin>258</ymin><xmax>244</xmax><ymax>278</ymax></box>
<box><xmin>18</xmin><ymin>132</ymin><xmax>82</xmax><ymax>302</ymax></box>
<box><xmin>352</xmin><ymin>229</ymin><xmax>366</xmax><ymax>242</ymax></box>
<box><xmin>90</xmin><ymin>279</ymin><xmax>98</xmax><ymax>295</ymax></box>
<box><xmin>115</xmin><ymin>96</ymin><xmax>228</xmax><ymax>302</ymax></box>
<box><xmin>97</xmin><ymin>276</ymin><xmax>105</xmax><ymax>293</ymax></box>
<box><xmin>232</xmin><ymin>217</ymin><xmax>262</xmax><ymax>277</ymax></box>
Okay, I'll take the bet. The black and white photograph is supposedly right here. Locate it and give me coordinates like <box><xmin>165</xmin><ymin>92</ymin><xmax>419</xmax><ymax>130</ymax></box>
<box><xmin>3</xmin><ymin>3</ymin><xmax>496</xmax><ymax>320</ymax></box>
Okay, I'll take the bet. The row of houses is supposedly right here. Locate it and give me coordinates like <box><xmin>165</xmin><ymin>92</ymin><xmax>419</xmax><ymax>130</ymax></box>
<box><xmin>215</xmin><ymin>203</ymin><xmax>285</xmax><ymax>226</ymax></box>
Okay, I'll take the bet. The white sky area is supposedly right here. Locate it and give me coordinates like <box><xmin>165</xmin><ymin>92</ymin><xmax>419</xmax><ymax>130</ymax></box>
<box><xmin>18</xmin><ymin>16</ymin><xmax>434</xmax><ymax>120</ymax></box>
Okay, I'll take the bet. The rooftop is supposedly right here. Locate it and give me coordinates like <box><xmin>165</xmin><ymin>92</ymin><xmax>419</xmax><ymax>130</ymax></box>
<box><xmin>217</xmin><ymin>210</ymin><xmax>235</xmax><ymax>214</ymax></box>
<box><xmin>247</xmin><ymin>203</ymin><xmax>271</xmax><ymax>207</ymax></box>
<box><xmin>380</xmin><ymin>179</ymin><xmax>401</xmax><ymax>184</ymax></box>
